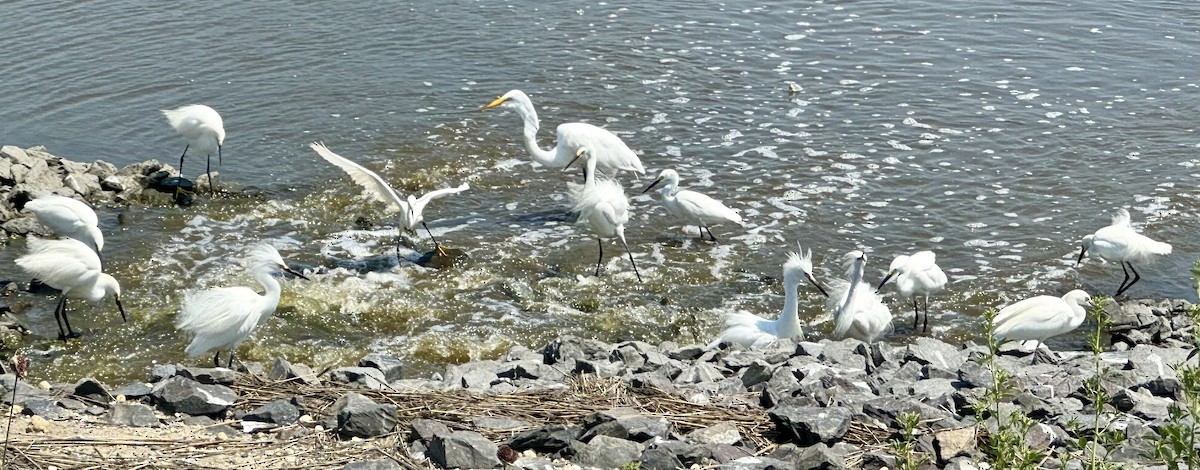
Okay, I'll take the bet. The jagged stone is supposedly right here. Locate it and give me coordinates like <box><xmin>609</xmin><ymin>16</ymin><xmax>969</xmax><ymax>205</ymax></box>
<box><xmin>21</xmin><ymin>398</ymin><xmax>68</xmax><ymax>420</ymax></box>
<box><xmin>343</xmin><ymin>459</ymin><xmax>403</xmax><ymax>470</ymax></box>
<box><xmin>112</xmin><ymin>381</ymin><xmax>153</xmax><ymax>399</ymax></box>
<box><xmin>71</xmin><ymin>377</ymin><xmax>111</xmax><ymax>400</ymax></box>
<box><xmin>151</xmin><ymin>376</ymin><xmax>237</xmax><ymax>416</ymax></box>
<box><xmin>427</xmin><ymin>430</ymin><xmax>501</xmax><ymax>469</ymax></box>
<box><xmin>686</xmin><ymin>421</ymin><xmax>742</xmax><ymax>446</ymax></box>
<box><xmin>333</xmin><ymin>392</ymin><xmax>398</xmax><ymax>438</ymax></box>
<box><xmin>507</xmin><ymin>424</ymin><xmax>581</xmax><ymax>452</ymax></box>
<box><xmin>176</xmin><ymin>366</ymin><xmax>236</xmax><ymax>385</ymax></box>
<box><xmin>581</xmin><ymin>407</ymin><xmax>672</xmax><ymax>442</ymax></box>
<box><xmin>328</xmin><ymin>367</ymin><xmax>388</xmax><ymax>390</ymax></box>
<box><xmin>410</xmin><ymin>418</ymin><xmax>453</xmax><ymax>443</ymax></box>
<box><xmin>639</xmin><ymin>445</ymin><xmax>685</xmax><ymax>470</ymax></box>
<box><xmin>543</xmin><ymin>335</ymin><xmax>609</xmax><ymax>366</ymax></box>
<box><xmin>359</xmin><ymin>353</ymin><xmax>404</xmax><ymax>382</ymax></box>
<box><xmin>268</xmin><ymin>358</ymin><xmax>319</xmax><ymax>384</ymax></box>
<box><xmin>108</xmin><ymin>402</ymin><xmax>160</xmax><ymax>427</ymax></box>
<box><xmin>768</xmin><ymin>399</ymin><xmax>852</xmax><ymax>445</ymax></box>
<box><xmin>559</xmin><ymin>435</ymin><xmax>643</xmax><ymax>469</ymax></box>
<box><xmin>444</xmin><ymin>361</ymin><xmax>500</xmax><ymax>389</ymax></box>
<box><xmin>243</xmin><ymin>398</ymin><xmax>301</xmax><ymax>425</ymax></box>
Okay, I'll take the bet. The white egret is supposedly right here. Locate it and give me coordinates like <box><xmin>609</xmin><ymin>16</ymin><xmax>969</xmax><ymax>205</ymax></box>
<box><xmin>706</xmin><ymin>246</ymin><xmax>828</xmax><ymax>349</ymax></box>
<box><xmin>876</xmin><ymin>251</ymin><xmax>948</xmax><ymax>333</ymax></box>
<box><xmin>992</xmin><ymin>290</ymin><xmax>1092</xmax><ymax>361</ymax></box>
<box><xmin>310</xmin><ymin>142</ymin><xmax>470</xmax><ymax>256</ymax></box>
<box><xmin>23</xmin><ymin>194</ymin><xmax>104</xmax><ymax>256</ymax></box>
<box><xmin>826</xmin><ymin>251</ymin><xmax>892</xmax><ymax>343</ymax></box>
<box><xmin>564</xmin><ymin>148</ymin><xmax>641</xmax><ymax>282</ymax></box>
<box><xmin>163</xmin><ymin>104</ymin><xmax>225</xmax><ymax>195</ymax></box>
<box><xmin>1077</xmin><ymin>208</ymin><xmax>1172</xmax><ymax>296</ymax></box>
<box><xmin>15</xmin><ymin>237</ymin><xmax>125</xmax><ymax>340</ymax></box>
<box><xmin>481</xmin><ymin>90</ymin><xmax>644</xmax><ymax>178</ymax></box>
<box><xmin>641</xmin><ymin>169</ymin><xmax>743</xmax><ymax>242</ymax></box>
<box><xmin>175</xmin><ymin>244</ymin><xmax>309</xmax><ymax>368</ymax></box>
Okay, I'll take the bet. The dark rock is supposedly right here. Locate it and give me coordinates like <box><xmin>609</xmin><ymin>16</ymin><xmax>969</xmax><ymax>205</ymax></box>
<box><xmin>863</xmin><ymin>397</ymin><xmax>958</xmax><ymax>430</ymax></box>
<box><xmin>72</xmin><ymin>377</ymin><xmax>111</xmax><ymax>400</ymax></box>
<box><xmin>792</xmin><ymin>442</ymin><xmax>849</xmax><ymax>469</ymax></box>
<box><xmin>112</xmin><ymin>381</ymin><xmax>154</xmax><ymax>399</ymax></box>
<box><xmin>507</xmin><ymin>424</ymin><xmax>581</xmax><ymax>453</ymax></box>
<box><xmin>543</xmin><ymin>335</ymin><xmax>610</xmax><ymax>365</ymax></box>
<box><xmin>669</xmin><ymin>344</ymin><xmax>706</xmax><ymax>361</ymax></box>
<box><xmin>653</xmin><ymin>440</ymin><xmax>711</xmax><ymax>467</ymax></box>
<box><xmin>150</xmin><ymin>364</ymin><xmax>178</xmax><ymax>382</ymax></box>
<box><xmin>629</xmin><ymin>370</ymin><xmax>675</xmax><ymax>392</ymax></box>
<box><xmin>268</xmin><ymin>358</ymin><xmax>319</xmax><ymax>384</ymax></box>
<box><xmin>243</xmin><ymin>398</ymin><xmax>301</xmax><ymax>425</ymax></box>
<box><xmin>343</xmin><ymin>459</ymin><xmax>403</xmax><ymax>470</ymax></box>
<box><xmin>1112</xmin><ymin>388</ymin><xmax>1173</xmax><ymax>420</ymax></box>
<box><xmin>956</xmin><ymin>361</ymin><xmax>993</xmax><ymax>389</ymax></box>
<box><xmin>329</xmin><ymin>367</ymin><xmax>388</xmax><ymax>390</ymax></box>
<box><xmin>108</xmin><ymin>402</ymin><xmax>159</xmax><ymax>427</ymax></box>
<box><xmin>359</xmin><ymin>353</ymin><xmax>404</xmax><ymax>382</ymax></box>
<box><xmin>151</xmin><ymin>376</ymin><xmax>238</xmax><ymax>415</ymax></box>
<box><xmin>410</xmin><ymin>418</ymin><xmax>453</xmax><ymax>443</ymax></box>
<box><xmin>740</xmin><ymin>360</ymin><xmax>776</xmax><ymax>388</ymax></box>
<box><xmin>0</xmin><ymin>375</ymin><xmax>49</xmax><ymax>406</ymax></box>
<box><xmin>1109</xmin><ymin>438</ymin><xmax>1156</xmax><ymax>464</ymax></box>
<box><xmin>581</xmin><ymin>407</ymin><xmax>672</xmax><ymax>442</ymax></box>
<box><xmin>574</xmin><ymin>359</ymin><xmax>623</xmax><ymax>378</ymax></box>
<box><xmin>333</xmin><ymin>392</ymin><xmax>398</xmax><ymax>439</ymax></box>
<box><xmin>176</xmin><ymin>367</ymin><xmax>237</xmax><ymax>385</ymax></box>
<box><xmin>559</xmin><ymin>435</ymin><xmax>643</xmax><ymax>469</ymax></box>
<box><xmin>427</xmin><ymin>430</ymin><xmax>501</xmax><ymax>469</ymax></box>
<box><xmin>768</xmin><ymin>399</ymin><xmax>852</xmax><ymax>445</ymax></box>
<box><xmin>640</xmin><ymin>445</ymin><xmax>685</xmax><ymax>470</ymax></box>
<box><xmin>496</xmin><ymin>360</ymin><xmax>565</xmax><ymax>382</ymax></box>
<box><xmin>819</xmin><ymin>339</ymin><xmax>868</xmax><ymax>372</ymax></box>
<box><xmin>21</xmin><ymin>398</ymin><xmax>68</xmax><ymax>420</ymax></box>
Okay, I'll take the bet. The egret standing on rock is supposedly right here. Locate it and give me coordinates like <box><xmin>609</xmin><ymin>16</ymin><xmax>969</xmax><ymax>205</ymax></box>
<box><xmin>565</xmin><ymin>148</ymin><xmax>641</xmax><ymax>282</ymax></box>
<box><xmin>641</xmin><ymin>169</ymin><xmax>743</xmax><ymax>242</ymax></box>
<box><xmin>310</xmin><ymin>142</ymin><xmax>470</xmax><ymax>257</ymax></box>
<box><xmin>15</xmin><ymin>237</ymin><xmax>126</xmax><ymax>340</ymax></box>
<box><xmin>876</xmin><ymin>251</ymin><xmax>947</xmax><ymax>333</ymax></box>
<box><xmin>23</xmin><ymin>193</ymin><xmax>104</xmax><ymax>256</ymax></box>
<box><xmin>1077</xmin><ymin>208</ymin><xmax>1173</xmax><ymax>296</ymax></box>
<box><xmin>826</xmin><ymin>251</ymin><xmax>892</xmax><ymax>344</ymax></box>
<box><xmin>707</xmin><ymin>245</ymin><xmax>828</xmax><ymax>349</ymax></box>
<box><xmin>176</xmin><ymin>244</ymin><xmax>309</xmax><ymax>368</ymax></box>
<box><xmin>163</xmin><ymin>104</ymin><xmax>224</xmax><ymax>195</ymax></box>
<box><xmin>991</xmin><ymin>289</ymin><xmax>1092</xmax><ymax>362</ymax></box>
<box><xmin>482</xmin><ymin>90</ymin><xmax>644</xmax><ymax>179</ymax></box>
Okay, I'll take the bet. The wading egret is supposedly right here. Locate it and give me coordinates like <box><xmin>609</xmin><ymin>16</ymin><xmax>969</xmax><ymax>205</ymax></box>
<box><xmin>992</xmin><ymin>289</ymin><xmax>1092</xmax><ymax>362</ymax></box>
<box><xmin>175</xmin><ymin>244</ymin><xmax>309</xmax><ymax>368</ymax></box>
<box><xmin>826</xmin><ymin>251</ymin><xmax>892</xmax><ymax>343</ymax></box>
<box><xmin>876</xmin><ymin>251</ymin><xmax>947</xmax><ymax>333</ymax></box>
<box><xmin>482</xmin><ymin>90</ymin><xmax>644</xmax><ymax>178</ymax></box>
<box><xmin>163</xmin><ymin>104</ymin><xmax>224</xmax><ymax>195</ymax></box>
<box><xmin>15</xmin><ymin>237</ymin><xmax>125</xmax><ymax>340</ymax></box>
<box><xmin>641</xmin><ymin>169</ymin><xmax>743</xmax><ymax>242</ymax></box>
<box><xmin>707</xmin><ymin>246</ymin><xmax>828</xmax><ymax>349</ymax></box>
<box><xmin>23</xmin><ymin>194</ymin><xmax>104</xmax><ymax>256</ymax></box>
<box><xmin>564</xmin><ymin>148</ymin><xmax>641</xmax><ymax>282</ymax></box>
<box><xmin>1077</xmin><ymin>208</ymin><xmax>1172</xmax><ymax>296</ymax></box>
<box><xmin>310</xmin><ymin>142</ymin><xmax>470</xmax><ymax>256</ymax></box>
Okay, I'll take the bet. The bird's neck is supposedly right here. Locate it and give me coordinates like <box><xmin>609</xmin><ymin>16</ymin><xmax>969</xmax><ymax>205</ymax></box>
<box><xmin>254</xmin><ymin>269</ymin><xmax>283</xmax><ymax>307</ymax></box>
<box><xmin>518</xmin><ymin>114</ymin><xmax>559</xmax><ymax>167</ymax></box>
<box><xmin>583</xmin><ymin>158</ymin><xmax>598</xmax><ymax>188</ymax></box>
<box><xmin>778</xmin><ymin>273</ymin><xmax>802</xmax><ymax>336</ymax></box>
<box><xmin>839</xmin><ymin>264</ymin><xmax>864</xmax><ymax>313</ymax></box>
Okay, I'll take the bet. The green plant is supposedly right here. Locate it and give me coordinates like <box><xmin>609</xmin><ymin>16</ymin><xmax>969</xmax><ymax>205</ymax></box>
<box><xmin>890</xmin><ymin>411</ymin><xmax>927</xmax><ymax>470</ymax></box>
<box><xmin>1152</xmin><ymin>304</ymin><xmax>1200</xmax><ymax>469</ymax></box>
<box><xmin>976</xmin><ymin>308</ymin><xmax>1045</xmax><ymax>469</ymax></box>
<box><xmin>1080</xmin><ymin>296</ymin><xmax>1123</xmax><ymax>470</ymax></box>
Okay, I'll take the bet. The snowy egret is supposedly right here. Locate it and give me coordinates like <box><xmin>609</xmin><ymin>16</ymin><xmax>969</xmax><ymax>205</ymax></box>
<box><xmin>876</xmin><ymin>251</ymin><xmax>948</xmax><ymax>333</ymax></box>
<box><xmin>175</xmin><ymin>244</ymin><xmax>309</xmax><ymax>368</ymax></box>
<box><xmin>23</xmin><ymin>194</ymin><xmax>104</xmax><ymax>256</ymax></box>
<box><xmin>992</xmin><ymin>290</ymin><xmax>1092</xmax><ymax>361</ymax></box>
<box><xmin>706</xmin><ymin>246</ymin><xmax>828</xmax><ymax>349</ymax></box>
<box><xmin>564</xmin><ymin>148</ymin><xmax>641</xmax><ymax>282</ymax></box>
<box><xmin>163</xmin><ymin>104</ymin><xmax>224</xmax><ymax>195</ymax></box>
<box><xmin>826</xmin><ymin>251</ymin><xmax>892</xmax><ymax>343</ymax></box>
<box><xmin>15</xmin><ymin>237</ymin><xmax>125</xmax><ymax>340</ymax></box>
<box><xmin>1077</xmin><ymin>208</ymin><xmax>1172</xmax><ymax>296</ymax></box>
<box><xmin>481</xmin><ymin>90</ymin><xmax>644</xmax><ymax>178</ymax></box>
<box><xmin>641</xmin><ymin>169</ymin><xmax>743</xmax><ymax>242</ymax></box>
<box><xmin>310</xmin><ymin>142</ymin><xmax>470</xmax><ymax>256</ymax></box>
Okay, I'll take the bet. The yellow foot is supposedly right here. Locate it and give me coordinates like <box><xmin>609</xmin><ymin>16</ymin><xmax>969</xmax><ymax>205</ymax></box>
<box><xmin>435</xmin><ymin>245</ymin><xmax>449</xmax><ymax>257</ymax></box>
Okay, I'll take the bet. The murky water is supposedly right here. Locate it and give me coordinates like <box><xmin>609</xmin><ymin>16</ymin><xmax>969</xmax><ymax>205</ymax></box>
<box><xmin>0</xmin><ymin>1</ymin><xmax>1196</xmax><ymax>384</ymax></box>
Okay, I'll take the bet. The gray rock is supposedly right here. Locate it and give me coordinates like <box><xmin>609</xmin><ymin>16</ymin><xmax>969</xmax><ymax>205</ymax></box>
<box><xmin>560</xmin><ymin>435</ymin><xmax>644</xmax><ymax>469</ymax></box>
<box><xmin>268</xmin><ymin>358</ymin><xmax>319</xmax><ymax>384</ymax></box>
<box><xmin>410</xmin><ymin>418</ymin><xmax>453</xmax><ymax>442</ymax></box>
<box><xmin>72</xmin><ymin>377</ymin><xmax>111</xmax><ymax>400</ymax></box>
<box><xmin>334</xmin><ymin>392</ymin><xmax>398</xmax><ymax>439</ymax></box>
<box><xmin>359</xmin><ymin>353</ymin><xmax>404</xmax><ymax>382</ymax></box>
<box><xmin>329</xmin><ymin>367</ymin><xmax>388</xmax><ymax>390</ymax></box>
<box><xmin>507</xmin><ymin>424</ymin><xmax>581</xmax><ymax>452</ymax></box>
<box><xmin>639</xmin><ymin>445</ymin><xmax>685</xmax><ymax>470</ymax></box>
<box><xmin>686</xmin><ymin>421</ymin><xmax>742</xmax><ymax>446</ymax></box>
<box><xmin>112</xmin><ymin>381</ymin><xmax>154</xmax><ymax>399</ymax></box>
<box><xmin>108</xmin><ymin>402</ymin><xmax>160</xmax><ymax>427</ymax></box>
<box><xmin>543</xmin><ymin>335</ymin><xmax>610</xmax><ymax>365</ymax></box>
<box><xmin>669</xmin><ymin>344</ymin><xmax>706</xmax><ymax>361</ymax></box>
<box><xmin>819</xmin><ymin>339</ymin><xmax>868</xmax><ymax>372</ymax></box>
<box><xmin>863</xmin><ymin>397</ymin><xmax>958</xmax><ymax>430</ymax></box>
<box><xmin>176</xmin><ymin>366</ymin><xmax>237</xmax><ymax>385</ymax></box>
<box><xmin>792</xmin><ymin>442</ymin><xmax>848</xmax><ymax>469</ymax></box>
<box><xmin>445</xmin><ymin>361</ymin><xmax>500</xmax><ymax>389</ymax></box>
<box><xmin>905</xmin><ymin>337</ymin><xmax>967</xmax><ymax>372</ymax></box>
<box><xmin>933</xmin><ymin>427</ymin><xmax>976</xmax><ymax>463</ymax></box>
<box><xmin>427</xmin><ymin>430</ymin><xmax>501</xmax><ymax>469</ymax></box>
<box><xmin>243</xmin><ymin>398</ymin><xmax>301</xmax><ymax>425</ymax></box>
<box><xmin>719</xmin><ymin>455</ymin><xmax>796</xmax><ymax>470</ymax></box>
<box><xmin>629</xmin><ymin>370</ymin><xmax>675</xmax><ymax>392</ymax></box>
<box><xmin>150</xmin><ymin>364</ymin><xmax>178</xmax><ymax>382</ymax></box>
<box><xmin>955</xmin><ymin>360</ymin><xmax>993</xmax><ymax>389</ymax></box>
<box><xmin>343</xmin><ymin>459</ymin><xmax>402</xmax><ymax>470</ymax></box>
<box><xmin>151</xmin><ymin>376</ymin><xmax>238</xmax><ymax>415</ymax></box>
<box><xmin>1112</xmin><ymin>388</ymin><xmax>1173</xmax><ymax>421</ymax></box>
<box><xmin>574</xmin><ymin>359</ymin><xmax>623</xmax><ymax>378</ymax></box>
<box><xmin>674</xmin><ymin>362</ymin><xmax>728</xmax><ymax>384</ymax></box>
<box><xmin>1109</xmin><ymin>438</ymin><xmax>1156</xmax><ymax>464</ymax></box>
<box><xmin>582</xmin><ymin>407</ymin><xmax>672</xmax><ymax>442</ymax></box>
<box><xmin>0</xmin><ymin>375</ymin><xmax>48</xmax><ymax>406</ymax></box>
<box><xmin>471</xmin><ymin>416</ymin><xmax>529</xmax><ymax>431</ymax></box>
<box><xmin>21</xmin><ymin>398</ymin><xmax>68</xmax><ymax>420</ymax></box>
<box><xmin>740</xmin><ymin>360</ymin><xmax>776</xmax><ymax>389</ymax></box>
<box><xmin>496</xmin><ymin>360</ymin><xmax>565</xmax><ymax>382</ymax></box>
<box><xmin>768</xmin><ymin>399</ymin><xmax>852</xmax><ymax>445</ymax></box>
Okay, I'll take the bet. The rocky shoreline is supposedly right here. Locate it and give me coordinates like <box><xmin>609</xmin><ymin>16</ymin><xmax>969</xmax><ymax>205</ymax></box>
<box><xmin>0</xmin><ymin>297</ymin><xmax>1190</xmax><ymax>469</ymax></box>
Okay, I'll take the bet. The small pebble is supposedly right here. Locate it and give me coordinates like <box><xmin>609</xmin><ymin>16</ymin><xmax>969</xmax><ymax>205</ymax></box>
<box><xmin>27</xmin><ymin>415</ymin><xmax>51</xmax><ymax>433</ymax></box>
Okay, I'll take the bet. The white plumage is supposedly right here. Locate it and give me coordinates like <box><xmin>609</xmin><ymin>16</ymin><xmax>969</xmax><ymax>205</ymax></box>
<box><xmin>483</xmin><ymin>90</ymin><xmax>644</xmax><ymax>178</ymax></box>
<box><xmin>1077</xmin><ymin>208</ymin><xmax>1172</xmax><ymax>296</ymax></box>
<box><xmin>310</xmin><ymin>142</ymin><xmax>470</xmax><ymax>255</ymax></box>
<box><xmin>825</xmin><ymin>251</ymin><xmax>892</xmax><ymax>344</ymax></box>
<box><xmin>15</xmin><ymin>237</ymin><xmax>125</xmax><ymax>339</ymax></box>
<box><xmin>566</xmin><ymin>148</ymin><xmax>641</xmax><ymax>282</ymax></box>
<box><xmin>876</xmin><ymin>250</ymin><xmax>948</xmax><ymax>333</ymax></box>
<box><xmin>707</xmin><ymin>246</ymin><xmax>827</xmax><ymax>349</ymax></box>
<box><xmin>992</xmin><ymin>290</ymin><xmax>1092</xmax><ymax>350</ymax></box>
<box><xmin>163</xmin><ymin>104</ymin><xmax>225</xmax><ymax>191</ymax></box>
<box><xmin>176</xmin><ymin>244</ymin><xmax>308</xmax><ymax>368</ymax></box>
<box><xmin>642</xmin><ymin>169</ymin><xmax>743</xmax><ymax>242</ymax></box>
<box><xmin>23</xmin><ymin>194</ymin><xmax>104</xmax><ymax>255</ymax></box>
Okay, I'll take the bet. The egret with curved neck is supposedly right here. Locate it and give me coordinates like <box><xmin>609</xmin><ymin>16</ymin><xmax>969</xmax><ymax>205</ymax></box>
<box><xmin>827</xmin><ymin>250</ymin><xmax>892</xmax><ymax>343</ymax></box>
<box><xmin>707</xmin><ymin>245</ymin><xmax>828</xmax><ymax>349</ymax></box>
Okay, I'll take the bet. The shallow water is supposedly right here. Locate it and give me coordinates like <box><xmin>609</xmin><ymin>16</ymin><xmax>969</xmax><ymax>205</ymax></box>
<box><xmin>0</xmin><ymin>1</ymin><xmax>1196</xmax><ymax>384</ymax></box>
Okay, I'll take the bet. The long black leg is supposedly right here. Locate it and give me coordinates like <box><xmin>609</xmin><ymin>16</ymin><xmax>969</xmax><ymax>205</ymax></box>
<box><xmin>620</xmin><ymin>237</ymin><xmax>643</xmax><ymax>283</ymax></box>
<box><xmin>595</xmin><ymin>238</ymin><xmax>604</xmax><ymax>277</ymax></box>
<box><xmin>1117</xmin><ymin>262</ymin><xmax>1142</xmax><ymax>296</ymax></box>
<box><xmin>422</xmin><ymin>221</ymin><xmax>445</xmax><ymax>255</ymax></box>
<box><xmin>178</xmin><ymin>145</ymin><xmax>189</xmax><ymax>175</ymax></box>
<box><xmin>213</xmin><ymin>351</ymin><xmax>221</xmax><ymax>367</ymax></box>
<box><xmin>922</xmin><ymin>296</ymin><xmax>931</xmax><ymax>333</ymax></box>
<box><xmin>60</xmin><ymin>297</ymin><xmax>79</xmax><ymax>339</ymax></box>
<box><xmin>911</xmin><ymin>298</ymin><xmax>920</xmax><ymax>332</ymax></box>
<box><xmin>53</xmin><ymin>295</ymin><xmax>68</xmax><ymax>341</ymax></box>
<box><xmin>227</xmin><ymin>350</ymin><xmax>235</xmax><ymax>369</ymax></box>
<box><xmin>1116</xmin><ymin>262</ymin><xmax>1133</xmax><ymax>296</ymax></box>
<box><xmin>703</xmin><ymin>226</ymin><xmax>719</xmax><ymax>242</ymax></box>
<box><xmin>206</xmin><ymin>154</ymin><xmax>215</xmax><ymax>196</ymax></box>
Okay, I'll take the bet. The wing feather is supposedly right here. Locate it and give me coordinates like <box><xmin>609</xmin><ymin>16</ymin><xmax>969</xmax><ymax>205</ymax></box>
<box><xmin>310</xmin><ymin>142</ymin><xmax>405</xmax><ymax>213</ymax></box>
